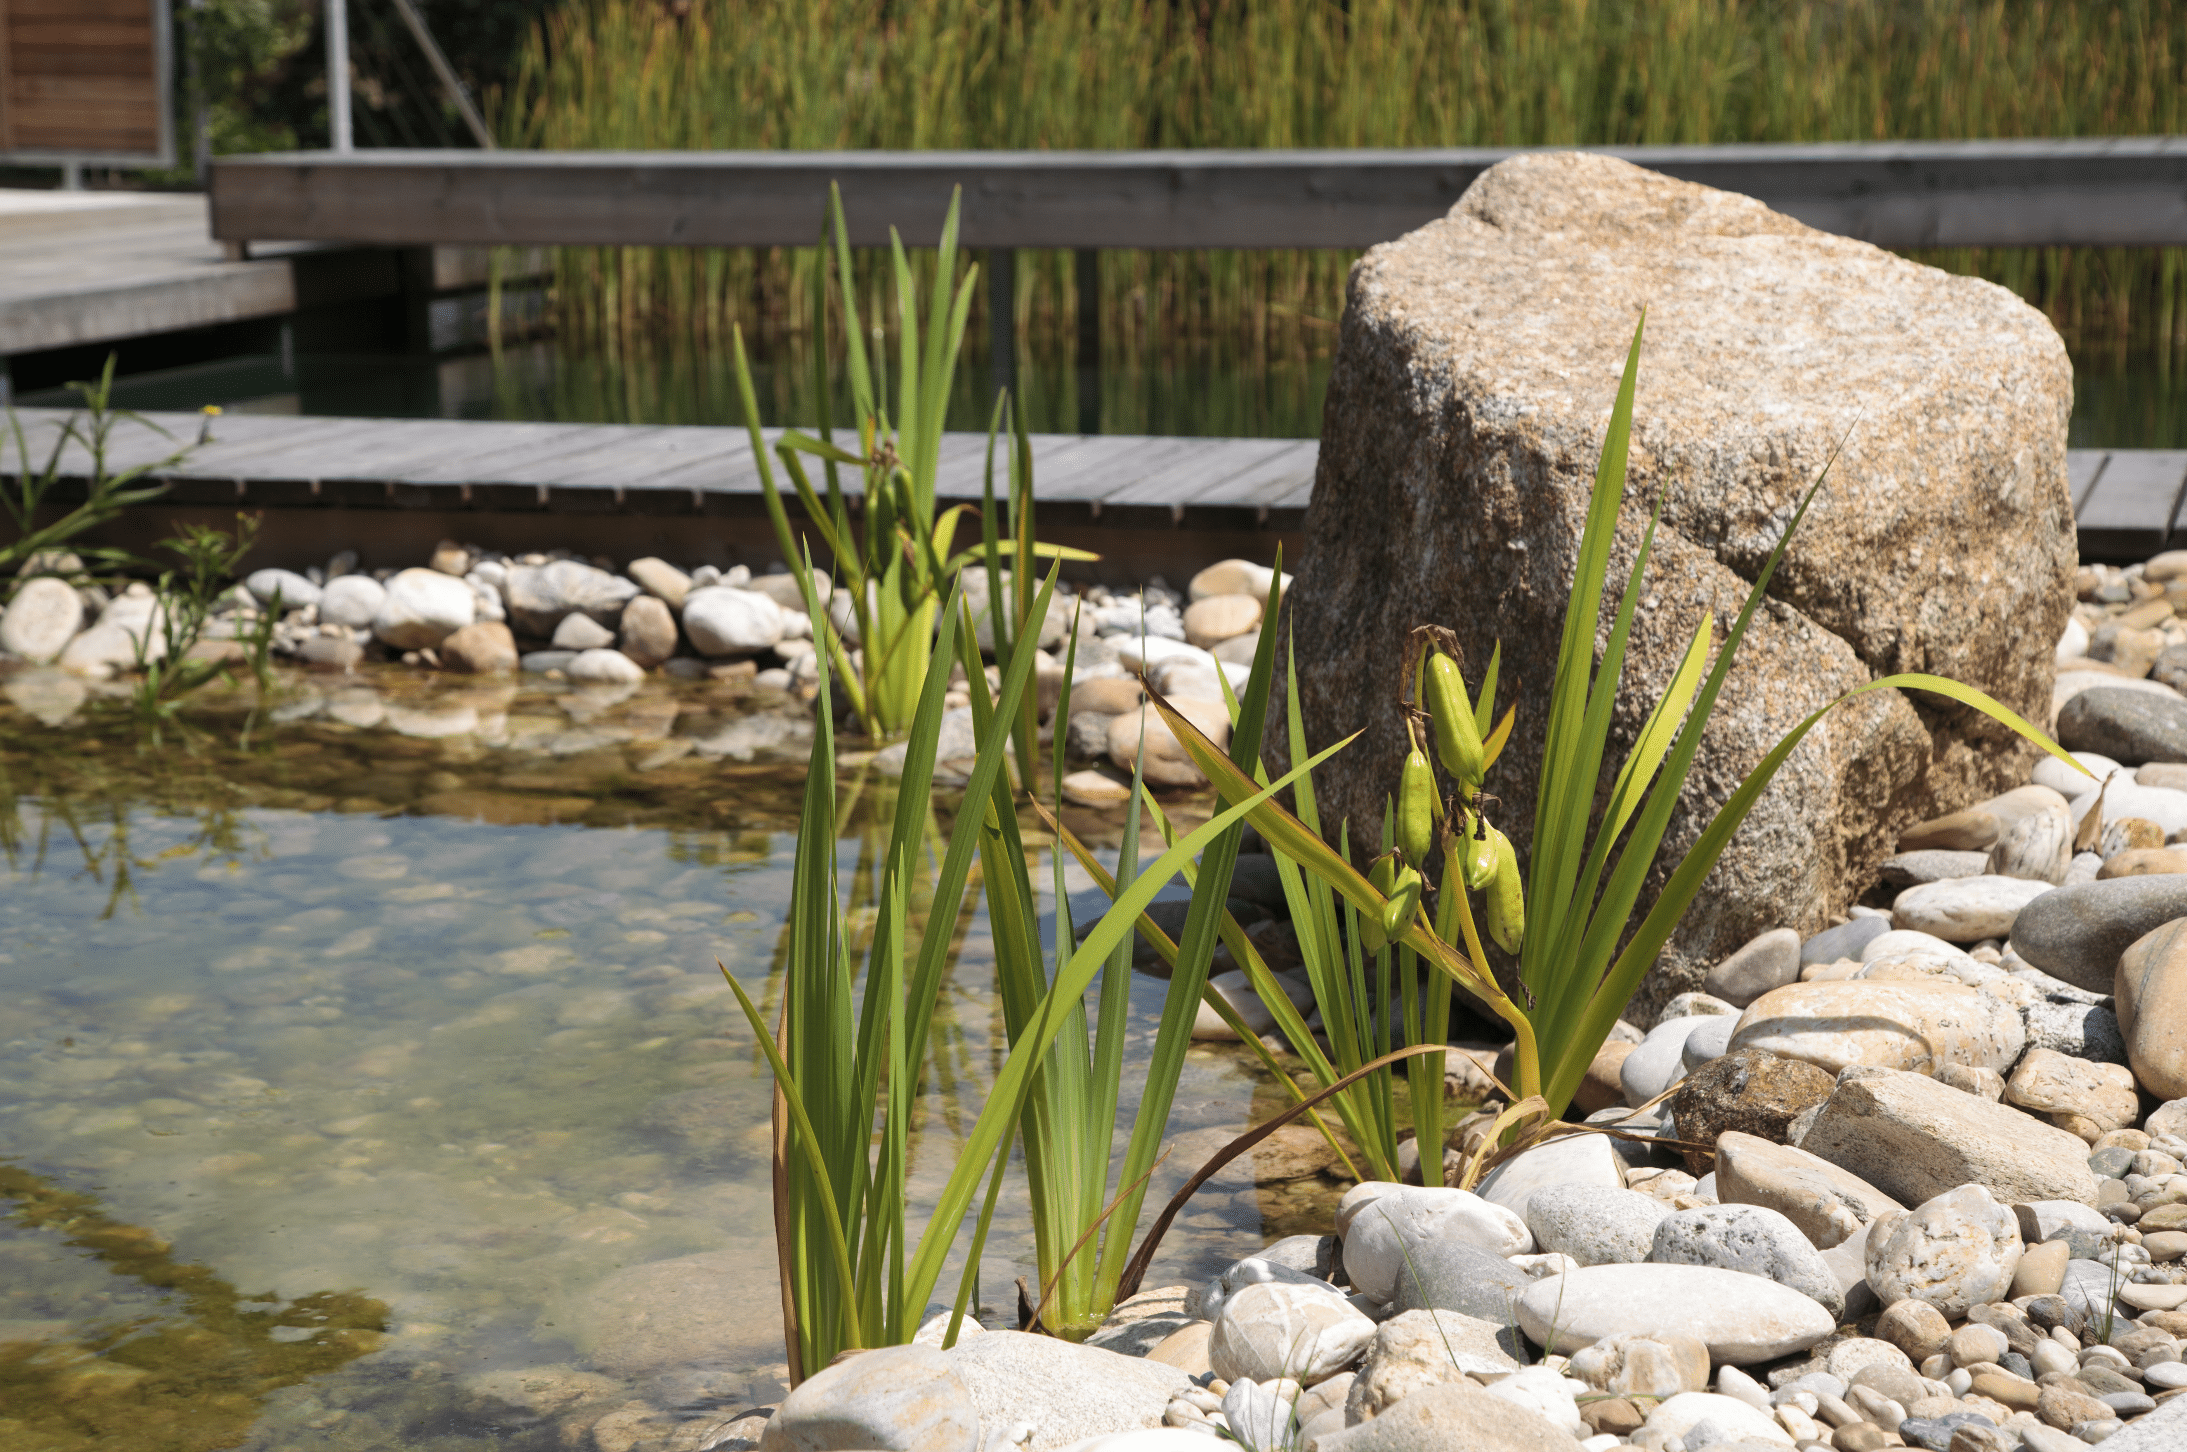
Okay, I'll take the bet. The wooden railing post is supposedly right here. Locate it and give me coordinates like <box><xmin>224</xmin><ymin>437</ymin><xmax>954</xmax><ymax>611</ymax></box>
<box><xmin>1075</xmin><ymin>248</ymin><xmax>1100</xmax><ymax>435</ymax></box>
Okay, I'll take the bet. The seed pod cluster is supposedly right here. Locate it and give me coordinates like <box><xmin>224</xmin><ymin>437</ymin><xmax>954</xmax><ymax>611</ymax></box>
<box><xmin>1374</xmin><ymin>641</ymin><xmax>1525</xmax><ymax>961</ymax></box>
<box><xmin>1424</xmin><ymin>653</ymin><xmax>1485</xmax><ymax>794</ymax></box>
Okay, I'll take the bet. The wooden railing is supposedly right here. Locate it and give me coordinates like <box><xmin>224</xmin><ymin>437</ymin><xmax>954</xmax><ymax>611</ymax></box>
<box><xmin>208</xmin><ymin>138</ymin><xmax>2187</xmax><ymax>428</ymax></box>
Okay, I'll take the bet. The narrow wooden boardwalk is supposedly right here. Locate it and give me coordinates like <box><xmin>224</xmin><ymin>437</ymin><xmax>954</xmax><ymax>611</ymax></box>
<box><xmin>6</xmin><ymin>407</ymin><xmax>1319</xmax><ymax>532</ymax></box>
<box><xmin>0</xmin><ymin>191</ymin><xmax>507</xmax><ymax>359</ymax></box>
<box><xmin>4</xmin><ymin>405</ymin><xmax>2171</xmax><ymax>553</ymax></box>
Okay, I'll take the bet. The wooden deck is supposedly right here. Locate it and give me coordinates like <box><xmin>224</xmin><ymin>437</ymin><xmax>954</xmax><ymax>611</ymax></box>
<box><xmin>0</xmin><ymin>189</ymin><xmax>515</xmax><ymax>358</ymax></box>
<box><xmin>3</xmin><ymin>406</ymin><xmax>2170</xmax><ymax>557</ymax></box>
<box><xmin>4</xmin><ymin>406</ymin><xmax>1320</xmax><ymax>532</ymax></box>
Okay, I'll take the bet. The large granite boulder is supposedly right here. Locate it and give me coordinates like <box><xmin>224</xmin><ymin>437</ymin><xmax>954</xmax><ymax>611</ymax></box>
<box><xmin>1281</xmin><ymin>151</ymin><xmax>2074</xmax><ymax>1013</ymax></box>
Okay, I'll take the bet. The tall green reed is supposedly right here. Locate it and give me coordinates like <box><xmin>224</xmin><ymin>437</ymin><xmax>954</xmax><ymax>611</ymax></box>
<box><xmin>730</xmin><ymin>185</ymin><xmax>1090</xmax><ymax>741</ymax></box>
<box><xmin>503</xmin><ymin>0</ymin><xmax>2187</xmax><ymax>365</ymax></box>
<box><xmin>726</xmin><ymin>405</ymin><xmax>1351</xmax><ymax>1371</ymax></box>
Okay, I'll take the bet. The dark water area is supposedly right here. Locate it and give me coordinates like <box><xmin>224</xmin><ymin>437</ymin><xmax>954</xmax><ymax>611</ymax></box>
<box><xmin>24</xmin><ymin>334</ymin><xmax>2180</xmax><ymax>451</ymax></box>
<box><xmin>0</xmin><ymin>669</ymin><xmax>1329</xmax><ymax>1451</ymax></box>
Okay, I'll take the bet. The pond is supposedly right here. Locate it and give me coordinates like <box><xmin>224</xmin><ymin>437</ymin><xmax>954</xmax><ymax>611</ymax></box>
<box><xmin>21</xmin><ymin>332</ymin><xmax>2184</xmax><ymax>449</ymax></box>
<box><xmin>0</xmin><ymin>670</ymin><xmax>1336</xmax><ymax>1451</ymax></box>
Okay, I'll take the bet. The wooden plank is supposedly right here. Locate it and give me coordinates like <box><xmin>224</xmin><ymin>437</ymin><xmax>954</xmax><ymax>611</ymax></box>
<box><xmin>2068</xmin><ymin>451</ymin><xmax>2111</xmax><ymax>512</ymax></box>
<box><xmin>210</xmin><ymin>139</ymin><xmax>2187</xmax><ymax>252</ymax></box>
<box><xmin>2</xmin><ymin>408</ymin><xmax>2165</xmax><ymax>554</ymax></box>
<box><xmin>2079</xmin><ymin>451</ymin><xmax>2187</xmax><ymax>559</ymax></box>
<box><xmin>1099</xmin><ymin>438</ymin><xmax>1313</xmax><ymax>507</ymax></box>
<box><xmin>0</xmin><ymin>0</ymin><xmax>171</xmax><ymax>166</ymax></box>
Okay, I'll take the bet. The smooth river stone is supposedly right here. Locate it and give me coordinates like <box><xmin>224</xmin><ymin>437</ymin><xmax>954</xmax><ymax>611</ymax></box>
<box><xmin>1335</xmin><ymin>1184</ymin><xmax>1532</xmax><ymax>1303</ymax></box>
<box><xmin>1890</xmin><ymin>875</ymin><xmax>2054</xmax><ymax>942</ymax></box>
<box><xmin>2116</xmin><ymin>918</ymin><xmax>2187</xmax><ymax>1100</ymax></box>
<box><xmin>1476</xmin><ymin>1131</ymin><xmax>1625</xmax><ymax>1218</ymax></box>
<box><xmin>1800</xmin><ymin>1066</ymin><xmax>2101</xmax><ymax>1207</ymax></box>
<box><xmin>1621</xmin><ymin>1015</ymin><xmax>1715</xmax><ymax>1105</ymax></box>
<box><xmin>0</xmin><ymin>575</ymin><xmax>84</xmax><ymax>662</ymax></box>
<box><xmin>758</xmin><ymin>1343</ymin><xmax>980</xmax><ymax>1452</ymax></box>
<box><xmin>1527</xmin><ymin>1184</ymin><xmax>1672</xmax><ymax>1266</ymax></box>
<box><xmin>1704</xmin><ymin>927</ymin><xmax>1805</xmax><ymax>1008</ymax></box>
<box><xmin>1880</xmin><ymin>850</ymin><xmax>1994</xmax><ymax>888</ymax></box>
<box><xmin>1802</xmin><ymin>916</ymin><xmax>1892</xmax><ymax>966</ymax></box>
<box><xmin>1209</xmin><ymin>1282</ymin><xmax>1376</xmax><ymax>1386</ymax></box>
<box><xmin>2056</xmin><ymin>687</ymin><xmax>2187</xmax><ymax>767</ymax></box>
<box><xmin>1312</xmin><ymin>1381</ymin><xmax>1588</xmax><ymax>1452</ymax></box>
<box><xmin>1649</xmin><ymin>1204</ymin><xmax>1845</xmax><ymax>1316</ymax></box>
<box><xmin>1727</xmin><ymin>980</ymin><xmax>2026</xmax><ymax>1076</ymax></box>
<box><xmin>1713</xmin><ymin>1131</ymin><xmax>1904</xmax><ymax>1249</ymax></box>
<box><xmin>1515</xmin><ymin>1264</ymin><xmax>1835</xmax><ymax>1366</ymax></box>
<box><xmin>948</xmin><ymin>1331</ymin><xmax>1189</xmax><ymax>1451</ymax></box>
<box><xmin>1637</xmin><ymin>1391</ymin><xmax>1796</xmax><ymax>1449</ymax></box>
<box><xmin>2010</xmin><ymin>875</ymin><xmax>2187</xmax><ymax>992</ymax></box>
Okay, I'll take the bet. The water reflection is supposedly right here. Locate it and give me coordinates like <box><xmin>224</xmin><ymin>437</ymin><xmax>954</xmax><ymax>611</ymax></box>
<box><xmin>0</xmin><ymin>1162</ymin><xmax>389</xmax><ymax>1452</ymax></box>
<box><xmin>0</xmin><ymin>670</ymin><xmax>1327</xmax><ymax>1450</ymax></box>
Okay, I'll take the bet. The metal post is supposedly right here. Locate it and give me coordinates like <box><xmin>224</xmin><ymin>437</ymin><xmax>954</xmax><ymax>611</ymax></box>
<box><xmin>387</xmin><ymin>0</ymin><xmax>496</xmax><ymax>149</ymax></box>
<box><xmin>988</xmin><ymin>247</ymin><xmax>1016</xmax><ymax>408</ymax></box>
<box><xmin>326</xmin><ymin>0</ymin><xmax>353</xmax><ymax>152</ymax></box>
<box><xmin>59</xmin><ymin>160</ymin><xmax>83</xmax><ymax>190</ymax></box>
<box><xmin>1075</xmin><ymin>248</ymin><xmax>1100</xmax><ymax>435</ymax></box>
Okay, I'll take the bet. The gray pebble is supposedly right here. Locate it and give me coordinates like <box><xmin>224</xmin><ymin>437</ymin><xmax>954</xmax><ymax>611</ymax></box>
<box><xmin>1802</xmin><ymin>916</ymin><xmax>1891</xmax><ymax>965</ymax></box>
<box><xmin>1526</xmin><ymin>1184</ymin><xmax>1671</xmax><ymax>1266</ymax></box>
<box><xmin>1880</xmin><ymin>850</ymin><xmax>1993</xmax><ymax>887</ymax></box>
<box><xmin>1681</xmin><ymin>1016</ymin><xmax>1739</xmax><ymax>1072</ymax></box>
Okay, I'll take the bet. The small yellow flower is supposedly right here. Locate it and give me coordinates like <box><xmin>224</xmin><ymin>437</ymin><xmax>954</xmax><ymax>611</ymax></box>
<box><xmin>196</xmin><ymin>404</ymin><xmax>222</xmax><ymax>444</ymax></box>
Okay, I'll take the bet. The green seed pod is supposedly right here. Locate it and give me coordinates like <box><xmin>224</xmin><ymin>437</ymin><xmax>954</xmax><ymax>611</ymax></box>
<box><xmin>1361</xmin><ymin>854</ymin><xmax>1397</xmax><ymax>955</ymax></box>
<box><xmin>1462</xmin><ymin>818</ymin><xmax>1500</xmax><ymax>891</ymax></box>
<box><xmin>1397</xmin><ymin>749</ymin><xmax>1436</xmax><ymax>865</ymax></box>
<box><xmin>1484</xmin><ymin>828</ymin><xmax>1525</xmax><ymax>956</ymax></box>
<box><xmin>1379</xmin><ymin>864</ymin><xmax>1423</xmax><ymax>945</ymax></box>
<box><xmin>1425</xmin><ymin>652</ymin><xmax>1485</xmax><ymax>792</ymax></box>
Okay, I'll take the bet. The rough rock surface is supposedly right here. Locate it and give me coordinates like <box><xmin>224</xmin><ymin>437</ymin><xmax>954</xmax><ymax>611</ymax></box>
<box><xmin>1862</xmin><ymin>1184</ymin><xmax>2024</xmax><ymax>1319</ymax></box>
<box><xmin>1667</xmin><ymin>1048</ymin><xmax>1835</xmax><ymax>1174</ymax></box>
<box><xmin>1800</xmin><ymin>1066</ymin><xmax>2100</xmax><ymax>1207</ymax></box>
<box><xmin>1345</xmin><ymin>1309</ymin><xmax>1519</xmax><ymax>1420</ymax></box>
<box><xmin>1567</xmin><ymin>1332</ymin><xmax>1713</xmax><ymax>1399</ymax></box>
<box><xmin>1649</xmin><ymin>1204</ymin><xmax>1845</xmax><ymax>1316</ymax></box>
<box><xmin>1526</xmin><ymin>1184</ymin><xmax>1673</xmax><ymax>1266</ymax></box>
<box><xmin>1279</xmin><ymin>151</ymin><xmax>2073</xmax><ymax>1015</ymax></box>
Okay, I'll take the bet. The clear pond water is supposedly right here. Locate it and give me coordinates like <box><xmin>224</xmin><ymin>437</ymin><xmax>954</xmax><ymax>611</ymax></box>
<box><xmin>0</xmin><ymin>669</ymin><xmax>1335</xmax><ymax>1451</ymax></box>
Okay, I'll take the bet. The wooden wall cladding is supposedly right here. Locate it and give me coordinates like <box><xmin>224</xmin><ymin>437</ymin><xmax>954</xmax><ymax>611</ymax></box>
<box><xmin>0</xmin><ymin>0</ymin><xmax>173</xmax><ymax>164</ymax></box>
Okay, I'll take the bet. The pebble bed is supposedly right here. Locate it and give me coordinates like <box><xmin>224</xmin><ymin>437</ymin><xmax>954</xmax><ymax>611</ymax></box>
<box><xmin>750</xmin><ymin>550</ymin><xmax>2187</xmax><ymax>1451</ymax></box>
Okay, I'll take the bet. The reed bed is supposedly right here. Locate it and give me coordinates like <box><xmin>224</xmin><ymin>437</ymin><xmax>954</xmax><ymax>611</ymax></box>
<box><xmin>498</xmin><ymin>0</ymin><xmax>2187</xmax><ymax>399</ymax></box>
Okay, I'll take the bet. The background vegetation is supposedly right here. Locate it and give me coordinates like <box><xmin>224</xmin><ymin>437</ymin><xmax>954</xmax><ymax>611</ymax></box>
<box><xmin>501</xmin><ymin>0</ymin><xmax>2187</xmax><ymax>392</ymax></box>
